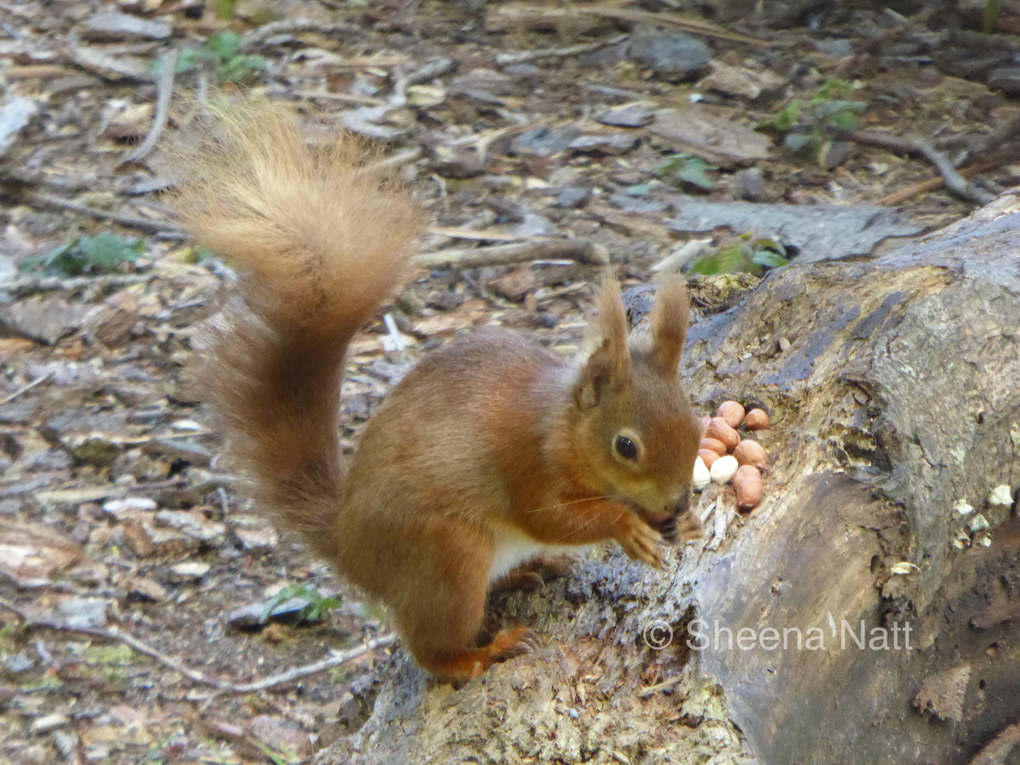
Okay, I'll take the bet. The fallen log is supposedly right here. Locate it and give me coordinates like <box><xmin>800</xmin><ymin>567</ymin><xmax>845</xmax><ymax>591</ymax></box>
<box><xmin>319</xmin><ymin>192</ymin><xmax>1020</xmax><ymax>765</ymax></box>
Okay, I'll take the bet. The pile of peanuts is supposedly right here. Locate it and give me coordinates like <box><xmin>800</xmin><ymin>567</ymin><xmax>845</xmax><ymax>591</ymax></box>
<box><xmin>693</xmin><ymin>401</ymin><xmax>769</xmax><ymax>510</ymax></box>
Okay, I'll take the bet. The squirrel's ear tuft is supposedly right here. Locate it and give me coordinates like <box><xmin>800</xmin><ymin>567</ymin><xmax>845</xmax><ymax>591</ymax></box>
<box><xmin>649</xmin><ymin>276</ymin><xmax>689</xmax><ymax>378</ymax></box>
<box><xmin>576</xmin><ymin>276</ymin><xmax>631</xmax><ymax>408</ymax></box>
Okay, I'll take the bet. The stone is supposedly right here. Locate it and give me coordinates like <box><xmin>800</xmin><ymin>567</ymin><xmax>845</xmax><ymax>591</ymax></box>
<box><xmin>233</xmin><ymin>525</ymin><xmax>279</xmax><ymax>552</ymax></box>
<box><xmin>154</xmin><ymin>510</ymin><xmax>226</xmax><ymax>545</ymax></box>
<box><xmin>83</xmin><ymin>11</ymin><xmax>172</xmax><ymax>41</ymax></box>
<box><xmin>568</xmin><ymin>133</ymin><xmax>640</xmax><ymax>155</ymax></box>
<box><xmin>628</xmin><ymin>32</ymin><xmax>712</xmax><ymax>81</ymax></box>
<box><xmin>0</xmin><ymin>95</ymin><xmax>38</xmax><ymax>157</ymax></box>
<box><xmin>597</xmin><ymin>103</ymin><xmax>655</xmax><ymax>128</ymax></box>
<box><xmin>556</xmin><ymin>187</ymin><xmax>590</xmax><ymax>208</ymax></box>
<box><xmin>988</xmin><ymin>67</ymin><xmax>1020</xmax><ymax>95</ymax></box>
<box><xmin>55</xmin><ymin>597</ymin><xmax>109</xmax><ymax>629</ymax></box>
<box><xmin>700</xmin><ymin>61</ymin><xmax>786</xmax><ymax>101</ymax></box>
<box><xmin>490</xmin><ymin>266</ymin><xmax>538</xmax><ymax>303</ymax></box>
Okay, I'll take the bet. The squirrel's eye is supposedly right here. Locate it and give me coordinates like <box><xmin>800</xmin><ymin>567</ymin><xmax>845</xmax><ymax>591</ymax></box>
<box><xmin>615</xmin><ymin>435</ymin><xmax>638</xmax><ymax>461</ymax></box>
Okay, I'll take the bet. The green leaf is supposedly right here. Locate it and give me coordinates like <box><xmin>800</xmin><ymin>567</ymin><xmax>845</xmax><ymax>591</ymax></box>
<box><xmin>751</xmin><ymin>249</ymin><xmax>789</xmax><ymax>268</ymax></box>
<box><xmin>307</xmin><ymin>596</ymin><xmax>341</xmax><ymax>621</ymax></box>
<box><xmin>206</xmin><ymin>30</ymin><xmax>242</xmax><ymax>61</ymax></box>
<box><xmin>259</xmin><ymin>583</ymin><xmax>340</xmax><ymax>624</ymax></box>
<box><xmin>750</xmin><ymin>237</ymin><xmax>786</xmax><ymax>257</ymax></box>
<box><xmin>625</xmin><ymin>184</ymin><xmax>654</xmax><ymax>196</ymax></box>
<box><xmin>828</xmin><ymin>110</ymin><xmax>859</xmax><ymax>131</ymax></box>
<box><xmin>784</xmin><ymin>132</ymin><xmax>815</xmax><ymax>152</ymax></box>
<box><xmin>653</xmin><ymin>155</ymin><xmax>686</xmax><ymax>176</ymax></box>
<box><xmin>815</xmin><ymin>78</ymin><xmax>854</xmax><ymax>101</ymax></box>
<box><xmin>759</xmin><ymin>98</ymin><xmax>803</xmax><ymax>132</ymax></box>
<box><xmin>218</xmin><ymin>54</ymin><xmax>269</xmax><ymax>83</ymax></box>
<box><xmin>688</xmin><ymin>245</ymin><xmax>756</xmax><ymax>276</ymax></box>
<box><xmin>676</xmin><ymin>157</ymin><xmax>715</xmax><ymax>190</ymax></box>
<box><xmin>813</xmin><ymin>100</ymin><xmax>868</xmax><ymax>120</ymax></box>
<box><xmin>20</xmin><ymin>233</ymin><xmax>143</xmax><ymax>276</ymax></box>
<box><xmin>19</xmin><ymin>239</ymin><xmax>74</xmax><ymax>273</ymax></box>
<box><xmin>654</xmin><ymin>153</ymin><xmax>715</xmax><ymax>190</ymax></box>
<box><xmin>76</xmin><ymin>233</ymin><xmax>144</xmax><ymax>271</ymax></box>
<box><xmin>150</xmin><ymin>46</ymin><xmax>206</xmax><ymax>77</ymax></box>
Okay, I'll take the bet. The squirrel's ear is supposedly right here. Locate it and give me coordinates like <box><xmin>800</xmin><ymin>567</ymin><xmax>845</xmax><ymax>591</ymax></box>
<box><xmin>576</xmin><ymin>277</ymin><xmax>631</xmax><ymax>408</ymax></box>
<box><xmin>649</xmin><ymin>277</ymin><xmax>689</xmax><ymax>378</ymax></box>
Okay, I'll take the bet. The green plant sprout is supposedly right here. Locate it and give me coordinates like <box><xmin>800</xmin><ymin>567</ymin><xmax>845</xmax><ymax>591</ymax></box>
<box><xmin>259</xmin><ymin>584</ymin><xmax>341</xmax><ymax>624</ymax></box>
<box><xmin>687</xmin><ymin>234</ymin><xmax>789</xmax><ymax>277</ymax></box>
<box><xmin>19</xmin><ymin>232</ymin><xmax>144</xmax><ymax>276</ymax></box>
<box><xmin>152</xmin><ymin>31</ymin><xmax>268</xmax><ymax>83</ymax></box>
<box><xmin>759</xmin><ymin>78</ymin><xmax>868</xmax><ymax>159</ymax></box>
<box><xmin>654</xmin><ymin>153</ymin><xmax>717</xmax><ymax>191</ymax></box>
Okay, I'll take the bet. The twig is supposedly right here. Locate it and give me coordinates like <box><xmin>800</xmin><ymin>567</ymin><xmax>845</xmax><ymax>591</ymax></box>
<box><xmin>838</xmin><ymin>129</ymin><xmax>920</xmax><ymax>156</ymax></box>
<box><xmin>3</xmin><ymin>65</ymin><xmax>74</xmax><ymax>79</ymax></box>
<box><xmin>427</xmin><ymin>227</ymin><xmax>527</xmax><ymax>242</ymax></box>
<box><xmin>495</xmin><ymin>34</ymin><xmax>627</xmax><ymax>65</ymax></box>
<box><xmin>296</xmin><ymin>90</ymin><xmax>386</xmax><ymax>106</ymax></box>
<box><xmin>876</xmin><ymin>158</ymin><xmax>1002</xmax><ymax>206</ymax></box>
<box><xmin>4</xmin><ymin>272</ymin><xmax>155</xmax><ymax>298</ymax></box>
<box><xmin>838</xmin><ymin>130</ymin><xmax>998</xmax><ymax>205</ymax></box>
<box><xmin>240</xmin><ymin>19</ymin><xmax>360</xmax><ymax>51</ymax></box>
<box><xmin>949</xmin><ymin>28</ymin><xmax>1020</xmax><ymax>52</ymax></box>
<box><xmin>909</xmin><ymin>138</ymin><xmax>995</xmax><ymax>205</ymax></box>
<box><xmin>959</xmin><ymin>113</ymin><xmax>1020</xmax><ymax>164</ymax></box>
<box><xmin>486</xmin><ymin>4</ymin><xmax>768</xmax><ymax>46</ymax></box>
<box><xmin>363</xmin><ymin>146</ymin><xmax>422</xmax><ymax>173</ymax></box>
<box><xmin>122</xmin><ymin>49</ymin><xmax>177</xmax><ymax>164</ymax></box>
<box><xmin>405</xmin><ymin>57</ymin><xmax>455</xmax><ymax>86</ymax></box>
<box><xmin>414</xmin><ymin>238</ymin><xmax>608</xmax><ymax>271</ymax></box>
<box><xmin>1</xmin><ymin>372</ymin><xmax>52</xmax><ymax>404</ymax></box>
<box><xmin>27</xmin><ymin>192</ymin><xmax>187</xmax><ymax>237</ymax></box>
<box><xmin>586</xmin><ymin>7</ymin><xmax>767</xmax><ymax>46</ymax></box>
<box><xmin>843</xmin><ymin>115</ymin><xmax>1020</xmax><ymax>162</ymax></box>
<box><xmin>0</xmin><ymin>595</ymin><xmax>397</xmax><ymax>693</ymax></box>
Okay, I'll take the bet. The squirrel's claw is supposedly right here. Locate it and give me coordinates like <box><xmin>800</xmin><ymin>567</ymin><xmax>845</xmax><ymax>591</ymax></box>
<box><xmin>491</xmin><ymin>626</ymin><xmax>539</xmax><ymax>659</ymax></box>
<box><xmin>617</xmin><ymin>516</ymin><xmax>666</xmax><ymax>569</ymax></box>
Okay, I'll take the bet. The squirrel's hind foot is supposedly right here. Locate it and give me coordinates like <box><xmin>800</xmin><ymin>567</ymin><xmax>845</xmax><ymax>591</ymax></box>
<box><xmin>419</xmin><ymin>626</ymin><xmax>538</xmax><ymax>685</ymax></box>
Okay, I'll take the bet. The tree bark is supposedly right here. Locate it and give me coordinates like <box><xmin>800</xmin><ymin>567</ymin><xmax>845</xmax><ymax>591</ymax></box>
<box><xmin>319</xmin><ymin>194</ymin><xmax>1020</xmax><ymax>765</ymax></box>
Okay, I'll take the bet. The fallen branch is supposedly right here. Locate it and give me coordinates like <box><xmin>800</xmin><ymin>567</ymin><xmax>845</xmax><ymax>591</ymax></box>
<box><xmin>0</xmin><ymin>595</ymin><xmax>396</xmax><ymax>693</ymax></box>
<box><xmin>486</xmin><ymin>4</ymin><xmax>768</xmax><ymax>46</ymax></box>
<box><xmin>586</xmin><ymin>6</ymin><xmax>768</xmax><ymax>46</ymax></box>
<box><xmin>876</xmin><ymin>158</ymin><xmax>1002</xmax><ymax>206</ymax></box>
<box><xmin>240</xmin><ymin>18</ymin><xmax>360</xmax><ymax>51</ymax></box>
<box><xmin>4</xmin><ymin>272</ymin><xmax>155</xmax><ymax>298</ymax></box>
<box><xmin>838</xmin><ymin>130</ymin><xmax>998</xmax><ymax>205</ymax></box>
<box><xmin>27</xmin><ymin>192</ymin><xmax>186</xmax><ymax>237</ymax></box>
<box><xmin>908</xmin><ymin>137</ymin><xmax>995</xmax><ymax>205</ymax></box>
<box><xmin>122</xmin><ymin>49</ymin><xmax>177</xmax><ymax>164</ymax></box>
<box><xmin>1</xmin><ymin>372</ymin><xmax>53</xmax><ymax>404</ymax></box>
<box><xmin>495</xmin><ymin>34</ymin><xmax>627</xmax><ymax>65</ymax></box>
<box><xmin>413</xmin><ymin>238</ymin><xmax>608</xmax><ymax>270</ymax></box>
<box><xmin>948</xmin><ymin>28</ymin><xmax>1020</xmax><ymax>52</ymax></box>
<box><xmin>363</xmin><ymin>146</ymin><xmax>422</xmax><ymax>173</ymax></box>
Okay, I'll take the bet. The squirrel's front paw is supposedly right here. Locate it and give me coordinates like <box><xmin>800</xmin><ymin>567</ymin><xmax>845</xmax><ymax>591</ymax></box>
<box><xmin>616</xmin><ymin>515</ymin><xmax>666</xmax><ymax>569</ymax></box>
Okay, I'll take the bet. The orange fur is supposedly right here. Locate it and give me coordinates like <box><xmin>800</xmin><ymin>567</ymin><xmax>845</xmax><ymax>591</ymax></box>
<box><xmin>171</xmin><ymin>101</ymin><xmax>702</xmax><ymax>685</ymax></box>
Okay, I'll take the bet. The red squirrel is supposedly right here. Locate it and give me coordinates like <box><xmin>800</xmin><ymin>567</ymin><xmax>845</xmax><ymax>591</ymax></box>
<box><xmin>170</xmin><ymin>101</ymin><xmax>703</xmax><ymax>684</ymax></box>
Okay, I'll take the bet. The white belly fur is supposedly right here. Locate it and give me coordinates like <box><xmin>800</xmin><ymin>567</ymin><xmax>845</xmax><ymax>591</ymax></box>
<box><xmin>487</xmin><ymin>524</ymin><xmax>589</xmax><ymax>582</ymax></box>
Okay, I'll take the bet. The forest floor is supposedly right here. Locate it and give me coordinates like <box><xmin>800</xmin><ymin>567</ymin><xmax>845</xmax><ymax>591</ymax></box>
<box><xmin>1</xmin><ymin>1</ymin><xmax>1019</xmax><ymax>763</ymax></box>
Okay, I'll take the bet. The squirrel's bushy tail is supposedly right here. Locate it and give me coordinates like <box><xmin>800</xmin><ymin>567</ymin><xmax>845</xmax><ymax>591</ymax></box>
<box><xmin>168</xmin><ymin>101</ymin><xmax>419</xmax><ymax>558</ymax></box>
